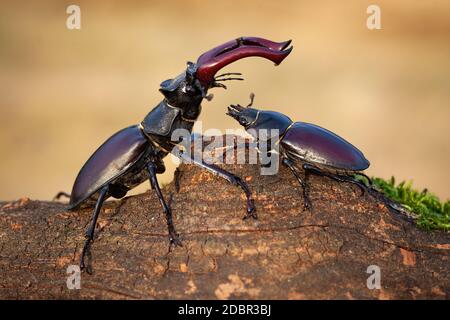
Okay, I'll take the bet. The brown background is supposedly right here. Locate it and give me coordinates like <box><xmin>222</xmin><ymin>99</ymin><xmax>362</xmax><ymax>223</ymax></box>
<box><xmin>0</xmin><ymin>0</ymin><xmax>449</xmax><ymax>201</ymax></box>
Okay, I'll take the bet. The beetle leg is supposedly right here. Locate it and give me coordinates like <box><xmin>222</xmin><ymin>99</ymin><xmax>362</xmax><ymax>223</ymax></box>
<box><xmin>53</xmin><ymin>191</ymin><xmax>70</xmax><ymax>201</ymax></box>
<box><xmin>341</xmin><ymin>176</ymin><xmax>368</xmax><ymax>195</ymax></box>
<box><xmin>177</xmin><ymin>151</ymin><xmax>257</xmax><ymax>220</ymax></box>
<box><xmin>147</xmin><ymin>162</ymin><xmax>182</xmax><ymax>248</ymax></box>
<box><xmin>354</xmin><ymin>172</ymin><xmax>373</xmax><ymax>186</ymax></box>
<box><xmin>80</xmin><ymin>184</ymin><xmax>109</xmax><ymax>272</ymax></box>
<box><xmin>302</xmin><ymin>164</ymin><xmax>368</xmax><ymax>196</ymax></box>
<box><xmin>282</xmin><ymin>158</ymin><xmax>311</xmax><ymax>211</ymax></box>
<box><xmin>174</xmin><ymin>167</ymin><xmax>182</xmax><ymax>193</ymax></box>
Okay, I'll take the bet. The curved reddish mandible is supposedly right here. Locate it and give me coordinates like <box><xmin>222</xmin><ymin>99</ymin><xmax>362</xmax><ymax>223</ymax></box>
<box><xmin>195</xmin><ymin>37</ymin><xmax>293</xmax><ymax>87</ymax></box>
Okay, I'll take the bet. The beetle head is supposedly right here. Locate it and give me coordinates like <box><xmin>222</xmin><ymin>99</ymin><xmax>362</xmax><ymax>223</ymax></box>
<box><xmin>227</xmin><ymin>104</ymin><xmax>260</xmax><ymax>130</ymax></box>
<box><xmin>227</xmin><ymin>94</ymin><xmax>293</xmax><ymax>141</ymax></box>
<box><xmin>226</xmin><ymin>93</ymin><xmax>259</xmax><ymax>129</ymax></box>
<box><xmin>159</xmin><ymin>37</ymin><xmax>293</xmax><ymax>108</ymax></box>
<box><xmin>159</xmin><ymin>62</ymin><xmax>205</xmax><ymax>108</ymax></box>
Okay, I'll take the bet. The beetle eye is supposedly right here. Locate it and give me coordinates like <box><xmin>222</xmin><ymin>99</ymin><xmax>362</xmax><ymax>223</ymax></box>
<box><xmin>239</xmin><ymin>118</ymin><xmax>248</xmax><ymax>126</ymax></box>
<box><xmin>185</xmin><ymin>84</ymin><xmax>198</xmax><ymax>94</ymax></box>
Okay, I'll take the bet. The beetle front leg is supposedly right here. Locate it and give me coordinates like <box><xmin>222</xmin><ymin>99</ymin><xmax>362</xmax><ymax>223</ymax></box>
<box><xmin>177</xmin><ymin>151</ymin><xmax>257</xmax><ymax>220</ymax></box>
<box><xmin>282</xmin><ymin>158</ymin><xmax>311</xmax><ymax>211</ymax></box>
<box><xmin>147</xmin><ymin>162</ymin><xmax>182</xmax><ymax>248</ymax></box>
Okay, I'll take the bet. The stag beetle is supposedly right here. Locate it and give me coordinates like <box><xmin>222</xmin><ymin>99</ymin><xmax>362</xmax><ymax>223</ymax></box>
<box><xmin>227</xmin><ymin>94</ymin><xmax>372</xmax><ymax>210</ymax></box>
<box><xmin>66</xmin><ymin>38</ymin><xmax>293</xmax><ymax>270</ymax></box>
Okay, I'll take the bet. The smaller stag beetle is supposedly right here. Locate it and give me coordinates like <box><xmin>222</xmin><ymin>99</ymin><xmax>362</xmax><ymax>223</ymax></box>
<box><xmin>227</xmin><ymin>94</ymin><xmax>372</xmax><ymax>210</ymax></box>
<box><xmin>65</xmin><ymin>38</ymin><xmax>293</xmax><ymax>271</ymax></box>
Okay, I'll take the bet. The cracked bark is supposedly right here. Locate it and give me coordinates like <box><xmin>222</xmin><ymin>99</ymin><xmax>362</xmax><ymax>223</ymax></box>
<box><xmin>0</xmin><ymin>136</ymin><xmax>448</xmax><ymax>299</ymax></box>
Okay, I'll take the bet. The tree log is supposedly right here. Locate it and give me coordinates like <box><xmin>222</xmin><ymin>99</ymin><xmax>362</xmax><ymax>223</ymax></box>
<box><xmin>0</xmin><ymin>136</ymin><xmax>448</xmax><ymax>299</ymax></box>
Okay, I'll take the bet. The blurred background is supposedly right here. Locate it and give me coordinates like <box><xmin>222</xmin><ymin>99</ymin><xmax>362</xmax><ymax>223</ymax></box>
<box><xmin>0</xmin><ymin>0</ymin><xmax>449</xmax><ymax>201</ymax></box>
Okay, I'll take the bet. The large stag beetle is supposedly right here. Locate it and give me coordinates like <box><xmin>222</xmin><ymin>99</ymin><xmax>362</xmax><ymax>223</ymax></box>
<box><xmin>66</xmin><ymin>37</ymin><xmax>293</xmax><ymax>270</ymax></box>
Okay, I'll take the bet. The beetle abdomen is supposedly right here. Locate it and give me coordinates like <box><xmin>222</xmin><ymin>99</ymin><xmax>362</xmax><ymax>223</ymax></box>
<box><xmin>69</xmin><ymin>125</ymin><xmax>149</xmax><ymax>209</ymax></box>
<box><xmin>281</xmin><ymin>122</ymin><xmax>370</xmax><ymax>171</ymax></box>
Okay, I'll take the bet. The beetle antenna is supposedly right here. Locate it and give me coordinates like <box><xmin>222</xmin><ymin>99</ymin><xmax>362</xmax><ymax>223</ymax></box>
<box><xmin>211</xmin><ymin>82</ymin><xmax>227</xmax><ymax>90</ymax></box>
<box><xmin>214</xmin><ymin>77</ymin><xmax>244</xmax><ymax>82</ymax></box>
<box><xmin>215</xmin><ymin>72</ymin><xmax>243</xmax><ymax>78</ymax></box>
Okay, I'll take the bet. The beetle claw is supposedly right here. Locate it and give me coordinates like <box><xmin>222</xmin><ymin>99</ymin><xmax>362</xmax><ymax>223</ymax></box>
<box><xmin>79</xmin><ymin>238</ymin><xmax>93</xmax><ymax>274</ymax></box>
<box><xmin>243</xmin><ymin>211</ymin><xmax>258</xmax><ymax>220</ymax></box>
<box><xmin>302</xmin><ymin>199</ymin><xmax>312</xmax><ymax>211</ymax></box>
<box><xmin>243</xmin><ymin>205</ymin><xmax>258</xmax><ymax>220</ymax></box>
<box><xmin>169</xmin><ymin>232</ymin><xmax>183</xmax><ymax>250</ymax></box>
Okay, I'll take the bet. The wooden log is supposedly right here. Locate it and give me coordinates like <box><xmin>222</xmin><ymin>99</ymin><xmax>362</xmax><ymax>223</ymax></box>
<box><xmin>0</xmin><ymin>136</ymin><xmax>448</xmax><ymax>299</ymax></box>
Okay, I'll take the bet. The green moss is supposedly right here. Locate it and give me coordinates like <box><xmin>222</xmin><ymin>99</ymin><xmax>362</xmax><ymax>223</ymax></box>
<box><xmin>369</xmin><ymin>176</ymin><xmax>449</xmax><ymax>231</ymax></box>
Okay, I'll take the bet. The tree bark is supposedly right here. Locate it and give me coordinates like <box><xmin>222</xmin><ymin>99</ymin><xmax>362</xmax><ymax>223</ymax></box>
<box><xmin>0</xmin><ymin>136</ymin><xmax>448</xmax><ymax>299</ymax></box>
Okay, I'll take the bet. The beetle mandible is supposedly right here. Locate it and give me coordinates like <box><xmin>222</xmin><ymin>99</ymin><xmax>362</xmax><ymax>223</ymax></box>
<box><xmin>227</xmin><ymin>94</ymin><xmax>372</xmax><ymax>210</ymax></box>
<box><xmin>66</xmin><ymin>38</ymin><xmax>293</xmax><ymax>270</ymax></box>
